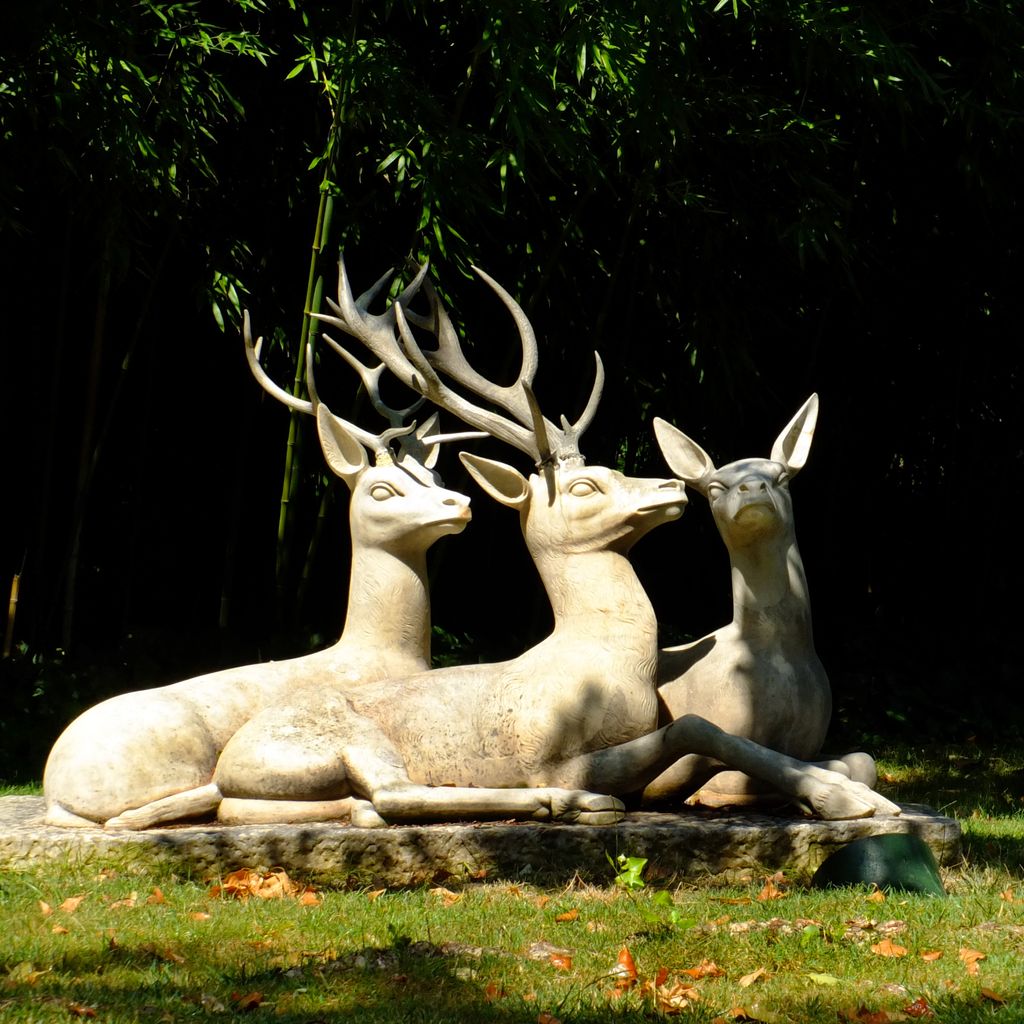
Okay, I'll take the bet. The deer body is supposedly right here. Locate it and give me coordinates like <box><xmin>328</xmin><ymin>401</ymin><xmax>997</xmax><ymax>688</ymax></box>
<box><xmin>205</xmin><ymin>264</ymin><xmax>897</xmax><ymax>829</ymax></box>
<box><xmin>44</xmin><ymin>325</ymin><xmax>474</xmax><ymax>828</ymax></box>
<box><xmin>643</xmin><ymin>397</ymin><xmax>871</xmax><ymax>804</ymax></box>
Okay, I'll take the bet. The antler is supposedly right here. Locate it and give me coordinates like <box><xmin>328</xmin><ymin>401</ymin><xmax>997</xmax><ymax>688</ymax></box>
<box><xmin>314</xmin><ymin>257</ymin><xmax>605</xmax><ymax>468</ymax></box>
<box><xmin>243</xmin><ymin>310</ymin><xmax>480</xmax><ymax>467</ymax></box>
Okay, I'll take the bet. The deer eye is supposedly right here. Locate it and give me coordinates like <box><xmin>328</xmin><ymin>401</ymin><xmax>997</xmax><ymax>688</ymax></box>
<box><xmin>369</xmin><ymin>483</ymin><xmax>401</xmax><ymax>501</ymax></box>
<box><xmin>568</xmin><ymin>478</ymin><xmax>599</xmax><ymax>497</ymax></box>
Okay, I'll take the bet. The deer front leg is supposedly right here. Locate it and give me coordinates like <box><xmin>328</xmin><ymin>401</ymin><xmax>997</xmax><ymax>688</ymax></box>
<box><xmin>558</xmin><ymin>715</ymin><xmax>900</xmax><ymax>820</ymax></box>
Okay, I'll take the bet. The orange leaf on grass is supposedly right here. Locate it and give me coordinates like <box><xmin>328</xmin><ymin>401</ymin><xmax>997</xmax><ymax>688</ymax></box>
<box><xmin>484</xmin><ymin>981</ymin><xmax>507</xmax><ymax>1002</ymax></box>
<box><xmin>757</xmin><ymin>879</ymin><xmax>786</xmax><ymax>901</ymax></box>
<box><xmin>549</xmin><ymin>953</ymin><xmax>573</xmax><ymax>972</ymax></box>
<box><xmin>51</xmin><ymin>925</ymin><xmax>69</xmax><ymax>935</ymax></box>
<box><xmin>554</xmin><ymin>909</ymin><xmax>579</xmax><ymax>922</ymax></box>
<box><xmin>109</xmin><ymin>892</ymin><xmax>138</xmax><ymax>909</ymax></box>
<box><xmin>870</xmin><ymin>938</ymin><xmax>908</xmax><ymax>958</ymax></box>
<box><xmin>958</xmin><ymin>948</ymin><xmax>985</xmax><ymax>976</ymax></box>
<box><xmin>190</xmin><ymin>911</ymin><xmax>212</xmax><ymax>921</ymax></box>
<box><xmin>298</xmin><ymin>890</ymin><xmax>321</xmax><ymax>907</ymax></box>
<box><xmin>681</xmin><ymin>959</ymin><xmax>726</xmax><ymax>980</ymax></box>
<box><xmin>39</xmin><ymin>901</ymin><xmax>53</xmax><ymax>917</ymax></box>
<box><xmin>59</xmin><ymin>895</ymin><xmax>86</xmax><ymax>913</ymax></box>
<box><xmin>999</xmin><ymin>887</ymin><xmax>1015</xmax><ymax>903</ymax></box>
<box><xmin>980</xmin><ymin>988</ymin><xmax>1007</xmax><ymax>1004</ymax></box>
<box><xmin>738</xmin><ymin>967</ymin><xmax>767</xmax><ymax>988</ymax></box>
<box><xmin>903</xmin><ymin>996</ymin><xmax>935</xmax><ymax>1018</ymax></box>
<box><xmin>429</xmin><ymin>885</ymin><xmax>462</xmax><ymax>906</ymax></box>
<box><xmin>656</xmin><ymin>981</ymin><xmax>701</xmax><ymax>1013</ymax></box>
<box><xmin>611</xmin><ymin>946</ymin><xmax>638</xmax><ymax>989</ymax></box>
<box><xmin>66</xmin><ymin>1003</ymin><xmax>97</xmax><ymax>1018</ymax></box>
<box><xmin>537</xmin><ymin>1013</ymin><xmax>561</xmax><ymax>1024</ymax></box>
<box><xmin>919</xmin><ymin>950</ymin><xmax>943</xmax><ymax>962</ymax></box>
<box><xmin>147</xmin><ymin>888</ymin><xmax>166</xmax><ymax>905</ymax></box>
<box><xmin>231</xmin><ymin>991</ymin><xmax>264</xmax><ymax>1012</ymax></box>
<box><xmin>366</xmin><ymin>888</ymin><xmax>386</xmax><ymax>901</ymax></box>
<box><xmin>866</xmin><ymin>887</ymin><xmax>887</xmax><ymax>903</ymax></box>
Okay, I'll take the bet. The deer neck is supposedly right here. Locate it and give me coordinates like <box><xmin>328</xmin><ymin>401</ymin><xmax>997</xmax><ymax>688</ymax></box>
<box><xmin>330</xmin><ymin>544</ymin><xmax>431</xmax><ymax>670</ymax></box>
<box><xmin>539</xmin><ymin>547</ymin><xmax>658</xmax><ymax>650</ymax></box>
<box><xmin>728</xmin><ymin>532</ymin><xmax>812</xmax><ymax>647</ymax></box>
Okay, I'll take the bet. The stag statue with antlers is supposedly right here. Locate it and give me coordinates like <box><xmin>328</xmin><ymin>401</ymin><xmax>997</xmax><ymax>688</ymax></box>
<box><xmin>179</xmin><ymin>260</ymin><xmax>898</xmax><ymax>830</ymax></box>
<box><xmin>42</xmin><ymin>277</ymin><xmax>479</xmax><ymax>829</ymax></box>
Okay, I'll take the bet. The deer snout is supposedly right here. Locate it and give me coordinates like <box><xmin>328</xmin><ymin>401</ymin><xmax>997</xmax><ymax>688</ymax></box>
<box><xmin>738</xmin><ymin>477</ymin><xmax>769</xmax><ymax>493</ymax></box>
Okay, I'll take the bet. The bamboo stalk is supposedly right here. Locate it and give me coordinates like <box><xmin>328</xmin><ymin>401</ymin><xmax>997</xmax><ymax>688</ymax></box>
<box><xmin>3</xmin><ymin>573</ymin><xmax>20</xmax><ymax>658</ymax></box>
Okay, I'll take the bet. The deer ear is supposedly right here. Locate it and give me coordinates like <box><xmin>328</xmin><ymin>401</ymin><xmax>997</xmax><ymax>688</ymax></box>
<box><xmin>418</xmin><ymin>412</ymin><xmax>442</xmax><ymax>470</ymax></box>
<box><xmin>770</xmin><ymin>393</ymin><xmax>819</xmax><ymax>475</ymax></box>
<box><xmin>317</xmin><ymin>404</ymin><xmax>369</xmax><ymax>487</ymax></box>
<box><xmin>653</xmin><ymin>417</ymin><xmax>716</xmax><ymax>492</ymax></box>
<box><xmin>459</xmin><ymin>452</ymin><xmax>530</xmax><ymax>509</ymax></box>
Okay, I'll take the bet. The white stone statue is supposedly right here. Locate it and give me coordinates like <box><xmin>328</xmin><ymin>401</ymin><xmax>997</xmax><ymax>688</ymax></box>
<box><xmin>43</xmin><ymin>261</ymin><xmax>899</xmax><ymax>830</ymax></box>
<box><xmin>644</xmin><ymin>397</ymin><xmax>875</xmax><ymax>805</ymax></box>
<box><xmin>42</xmin><ymin>293</ymin><xmax>477</xmax><ymax>828</ymax></box>
<box><xmin>181</xmin><ymin>260</ymin><xmax>894</xmax><ymax>829</ymax></box>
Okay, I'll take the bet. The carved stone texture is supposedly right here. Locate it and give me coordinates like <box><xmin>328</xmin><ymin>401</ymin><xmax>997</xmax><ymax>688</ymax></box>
<box><xmin>43</xmin><ymin>283</ymin><xmax>475</xmax><ymax>830</ymax></box>
<box><xmin>644</xmin><ymin>395</ymin><xmax>873</xmax><ymax>806</ymax></box>
<box><xmin>0</xmin><ymin>796</ymin><xmax>961</xmax><ymax>887</ymax></box>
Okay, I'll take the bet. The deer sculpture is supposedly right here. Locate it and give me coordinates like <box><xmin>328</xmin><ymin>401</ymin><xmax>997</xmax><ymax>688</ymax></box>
<box><xmin>180</xmin><ymin>259</ymin><xmax>899</xmax><ymax>830</ymax></box>
<box><xmin>42</xmin><ymin>285</ymin><xmax>477</xmax><ymax>829</ymax></box>
<box><xmin>643</xmin><ymin>397</ymin><xmax>876</xmax><ymax>805</ymax></box>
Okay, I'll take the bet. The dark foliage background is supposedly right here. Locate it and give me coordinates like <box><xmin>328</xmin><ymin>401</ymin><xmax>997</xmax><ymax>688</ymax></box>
<box><xmin>1</xmin><ymin>0</ymin><xmax>1021</xmax><ymax>780</ymax></box>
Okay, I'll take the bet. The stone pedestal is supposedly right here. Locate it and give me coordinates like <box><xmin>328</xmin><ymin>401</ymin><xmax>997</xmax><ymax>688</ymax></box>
<box><xmin>0</xmin><ymin>797</ymin><xmax>959</xmax><ymax>886</ymax></box>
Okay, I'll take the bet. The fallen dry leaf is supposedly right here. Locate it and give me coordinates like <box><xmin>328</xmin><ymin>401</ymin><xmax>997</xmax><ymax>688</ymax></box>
<box><xmin>871</xmin><ymin>938</ymin><xmax>908</xmax><ymax>958</ymax></box>
<box><xmin>681</xmin><ymin>959</ymin><xmax>726</xmax><ymax>979</ymax></box>
<box><xmin>59</xmin><ymin>895</ymin><xmax>86</xmax><ymax>913</ymax></box>
<box><xmin>109</xmin><ymin>892</ymin><xmax>137</xmax><ymax>909</ymax></box>
<box><xmin>611</xmin><ymin>946</ymin><xmax>638</xmax><ymax>989</ymax></box>
<box><xmin>980</xmin><ymin>988</ymin><xmax>1006</xmax><ymax>1004</ymax></box>
<box><xmin>999</xmin><ymin>887</ymin><xmax>1015</xmax><ymax>903</ymax></box>
<box><xmin>429</xmin><ymin>886</ymin><xmax>462</xmax><ymax>907</ymax></box>
<box><xmin>51</xmin><ymin>925</ymin><xmax>69</xmax><ymax>935</ymax></box>
<box><xmin>66</xmin><ymin>1003</ymin><xmax>97</xmax><ymax>1018</ymax></box>
<box><xmin>483</xmin><ymin>981</ymin><xmax>506</xmax><ymax>1002</ymax></box>
<box><xmin>655</xmin><ymin>981</ymin><xmax>701</xmax><ymax>1013</ymax></box>
<box><xmin>147</xmin><ymin>888</ymin><xmax>166</xmax><ymax>905</ymax></box>
<box><xmin>534</xmin><ymin>895</ymin><xmax>552</xmax><ymax>909</ymax></box>
<box><xmin>211</xmin><ymin>868</ymin><xmax>302</xmax><ymax>901</ymax></box>
<box><xmin>549</xmin><ymin>953</ymin><xmax>573</xmax><ymax>972</ymax></box>
<box><xmin>366</xmin><ymin>888</ymin><xmax>386</xmax><ymax>902</ymax></box>
<box><xmin>919</xmin><ymin>950</ymin><xmax>943</xmax><ymax>962</ymax></box>
<box><xmin>757</xmin><ymin>876</ymin><xmax>787</xmax><ymax>901</ymax></box>
<box><xmin>866</xmin><ymin>887</ymin><xmax>887</xmax><ymax>903</ymax></box>
<box><xmin>537</xmin><ymin>1013</ymin><xmax>561</xmax><ymax>1024</ymax></box>
<box><xmin>554</xmin><ymin>909</ymin><xmax>579</xmax><ymax>923</ymax></box>
<box><xmin>298</xmin><ymin>891</ymin><xmax>321</xmax><ymax>907</ymax></box>
<box><xmin>231</xmin><ymin>991</ymin><xmax>263</xmax><ymax>1012</ymax></box>
<box><xmin>190</xmin><ymin>911</ymin><xmax>212</xmax><ymax>921</ymax></box>
<box><xmin>903</xmin><ymin>996</ymin><xmax>935</xmax><ymax>1018</ymax></box>
<box><xmin>958</xmin><ymin>948</ymin><xmax>985</xmax><ymax>976</ymax></box>
<box><xmin>738</xmin><ymin>967</ymin><xmax>767</xmax><ymax>988</ymax></box>
<box><xmin>38</xmin><ymin>901</ymin><xmax>53</xmax><ymax>917</ymax></box>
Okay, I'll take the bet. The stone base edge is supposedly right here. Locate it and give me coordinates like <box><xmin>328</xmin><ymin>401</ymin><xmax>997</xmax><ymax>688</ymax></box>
<box><xmin>0</xmin><ymin>797</ymin><xmax>961</xmax><ymax>887</ymax></box>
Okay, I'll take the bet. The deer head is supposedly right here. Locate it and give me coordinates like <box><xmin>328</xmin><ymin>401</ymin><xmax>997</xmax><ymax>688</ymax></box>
<box><xmin>653</xmin><ymin>394</ymin><xmax>818</xmax><ymax>548</ymax></box>
<box><xmin>312</xmin><ymin>259</ymin><xmax>685</xmax><ymax>562</ymax></box>
<box><xmin>243</xmin><ymin>307</ymin><xmax>482</xmax><ymax>553</ymax></box>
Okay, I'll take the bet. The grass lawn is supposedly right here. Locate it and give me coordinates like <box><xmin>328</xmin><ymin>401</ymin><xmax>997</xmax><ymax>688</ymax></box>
<box><xmin>2</xmin><ymin>743</ymin><xmax>1022</xmax><ymax>1023</ymax></box>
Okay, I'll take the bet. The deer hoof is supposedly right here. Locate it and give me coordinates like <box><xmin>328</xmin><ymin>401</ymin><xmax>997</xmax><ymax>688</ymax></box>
<box><xmin>546</xmin><ymin>790</ymin><xmax>625</xmax><ymax>825</ymax></box>
<box><xmin>351</xmin><ymin>800</ymin><xmax>388</xmax><ymax>828</ymax></box>
<box><xmin>814</xmin><ymin>780</ymin><xmax>901</xmax><ymax>820</ymax></box>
